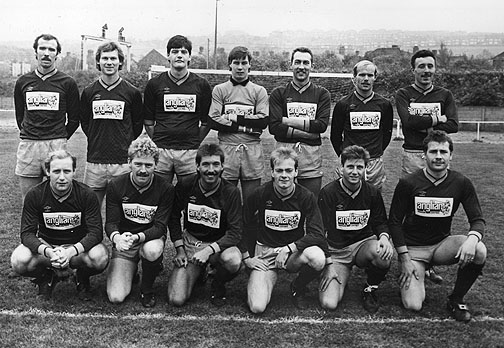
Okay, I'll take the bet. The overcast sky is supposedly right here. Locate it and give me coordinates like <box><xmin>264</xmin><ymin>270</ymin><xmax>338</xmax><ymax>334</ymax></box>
<box><xmin>4</xmin><ymin>0</ymin><xmax>503</xmax><ymax>44</ymax></box>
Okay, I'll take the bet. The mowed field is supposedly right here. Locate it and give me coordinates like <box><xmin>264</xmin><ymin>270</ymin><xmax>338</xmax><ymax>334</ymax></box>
<box><xmin>0</xmin><ymin>110</ymin><xmax>503</xmax><ymax>347</ymax></box>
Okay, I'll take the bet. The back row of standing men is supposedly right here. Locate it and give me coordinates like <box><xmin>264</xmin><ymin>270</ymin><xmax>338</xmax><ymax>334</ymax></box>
<box><xmin>11</xmin><ymin>34</ymin><xmax>486</xmax><ymax>322</ymax></box>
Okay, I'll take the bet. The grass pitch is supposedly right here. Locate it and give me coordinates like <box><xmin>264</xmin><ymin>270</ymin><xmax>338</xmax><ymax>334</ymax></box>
<box><xmin>0</xmin><ymin>117</ymin><xmax>503</xmax><ymax>347</ymax></box>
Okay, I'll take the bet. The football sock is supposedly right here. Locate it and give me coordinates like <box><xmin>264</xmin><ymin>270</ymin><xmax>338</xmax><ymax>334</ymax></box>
<box><xmin>365</xmin><ymin>264</ymin><xmax>389</xmax><ymax>287</ymax></box>
<box><xmin>450</xmin><ymin>262</ymin><xmax>484</xmax><ymax>301</ymax></box>
<box><xmin>214</xmin><ymin>263</ymin><xmax>238</xmax><ymax>284</ymax></box>
<box><xmin>140</xmin><ymin>255</ymin><xmax>163</xmax><ymax>294</ymax></box>
<box><xmin>294</xmin><ymin>265</ymin><xmax>321</xmax><ymax>290</ymax></box>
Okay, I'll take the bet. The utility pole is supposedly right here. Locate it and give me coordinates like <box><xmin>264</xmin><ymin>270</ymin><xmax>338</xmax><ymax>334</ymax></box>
<box><xmin>213</xmin><ymin>0</ymin><xmax>219</xmax><ymax>69</ymax></box>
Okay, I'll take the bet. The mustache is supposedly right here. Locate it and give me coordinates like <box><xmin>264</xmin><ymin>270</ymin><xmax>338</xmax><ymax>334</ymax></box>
<box><xmin>136</xmin><ymin>172</ymin><xmax>149</xmax><ymax>177</ymax></box>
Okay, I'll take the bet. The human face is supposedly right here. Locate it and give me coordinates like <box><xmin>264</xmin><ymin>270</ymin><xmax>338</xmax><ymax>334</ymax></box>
<box><xmin>129</xmin><ymin>155</ymin><xmax>156</xmax><ymax>187</ymax></box>
<box><xmin>341</xmin><ymin>158</ymin><xmax>365</xmax><ymax>188</ymax></box>
<box><xmin>168</xmin><ymin>47</ymin><xmax>191</xmax><ymax>72</ymax></box>
<box><xmin>197</xmin><ymin>155</ymin><xmax>223</xmax><ymax>188</ymax></box>
<box><xmin>291</xmin><ymin>51</ymin><xmax>312</xmax><ymax>85</ymax></box>
<box><xmin>413</xmin><ymin>56</ymin><xmax>436</xmax><ymax>88</ymax></box>
<box><xmin>99</xmin><ymin>50</ymin><xmax>121</xmax><ymax>77</ymax></box>
<box><xmin>230</xmin><ymin>57</ymin><xmax>250</xmax><ymax>82</ymax></box>
<box><xmin>48</xmin><ymin>157</ymin><xmax>74</xmax><ymax>195</ymax></box>
<box><xmin>36</xmin><ymin>38</ymin><xmax>58</xmax><ymax>72</ymax></box>
<box><xmin>424</xmin><ymin>141</ymin><xmax>452</xmax><ymax>174</ymax></box>
<box><xmin>353</xmin><ymin>64</ymin><xmax>376</xmax><ymax>96</ymax></box>
<box><xmin>271</xmin><ymin>158</ymin><xmax>297</xmax><ymax>192</ymax></box>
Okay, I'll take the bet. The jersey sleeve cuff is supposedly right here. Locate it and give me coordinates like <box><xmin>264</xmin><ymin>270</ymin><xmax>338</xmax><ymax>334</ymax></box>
<box><xmin>210</xmin><ymin>242</ymin><xmax>221</xmax><ymax>254</ymax></box>
<box><xmin>173</xmin><ymin>239</ymin><xmax>184</xmax><ymax>248</ymax></box>
<box><xmin>467</xmin><ymin>231</ymin><xmax>482</xmax><ymax>242</ymax></box>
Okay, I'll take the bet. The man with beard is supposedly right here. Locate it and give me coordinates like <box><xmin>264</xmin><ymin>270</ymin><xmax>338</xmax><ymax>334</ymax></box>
<box><xmin>143</xmin><ymin>35</ymin><xmax>212</xmax><ymax>186</ymax></box>
<box><xmin>331</xmin><ymin>60</ymin><xmax>393</xmax><ymax>190</ymax></box>
<box><xmin>269</xmin><ymin>47</ymin><xmax>331</xmax><ymax>198</ymax></box>
<box><xmin>168</xmin><ymin>144</ymin><xmax>242</xmax><ymax>307</ymax></box>
<box><xmin>10</xmin><ymin>150</ymin><xmax>108</xmax><ymax>300</ymax></box>
<box><xmin>396</xmin><ymin>49</ymin><xmax>459</xmax><ymax>284</ymax></box>
<box><xmin>389</xmin><ymin>131</ymin><xmax>486</xmax><ymax>322</ymax></box>
<box><xmin>14</xmin><ymin>34</ymin><xmax>80</xmax><ymax>200</ymax></box>
<box><xmin>105</xmin><ymin>136</ymin><xmax>174</xmax><ymax>308</ymax></box>
<box><xmin>80</xmin><ymin>42</ymin><xmax>143</xmax><ymax>207</ymax></box>
<box><xmin>242</xmin><ymin>147</ymin><xmax>327</xmax><ymax>313</ymax></box>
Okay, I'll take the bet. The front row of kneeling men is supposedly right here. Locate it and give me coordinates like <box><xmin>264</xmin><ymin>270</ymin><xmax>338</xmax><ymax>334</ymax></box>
<box><xmin>11</xmin><ymin>130</ymin><xmax>486</xmax><ymax>322</ymax></box>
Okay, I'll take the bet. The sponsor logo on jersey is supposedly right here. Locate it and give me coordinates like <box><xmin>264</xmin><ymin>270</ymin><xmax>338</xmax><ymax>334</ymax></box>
<box><xmin>264</xmin><ymin>209</ymin><xmax>300</xmax><ymax>231</ymax></box>
<box><xmin>349</xmin><ymin>112</ymin><xmax>381</xmax><ymax>130</ymax></box>
<box><xmin>286</xmin><ymin>102</ymin><xmax>317</xmax><ymax>119</ymax></box>
<box><xmin>414</xmin><ymin>197</ymin><xmax>453</xmax><ymax>217</ymax></box>
<box><xmin>224</xmin><ymin>104</ymin><xmax>254</xmax><ymax>117</ymax></box>
<box><xmin>408</xmin><ymin>103</ymin><xmax>441</xmax><ymax>118</ymax></box>
<box><xmin>43</xmin><ymin>212</ymin><xmax>81</xmax><ymax>230</ymax></box>
<box><xmin>26</xmin><ymin>91</ymin><xmax>59</xmax><ymax>111</ymax></box>
<box><xmin>163</xmin><ymin>94</ymin><xmax>196</xmax><ymax>112</ymax></box>
<box><xmin>92</xmin><ymin>100</ymin><xmax>125</xmax><ymax>120</ymax></box>
<box><xmin>122</xmin><ymin>203</ymin><xmax>157</xmax><ymax>224</ymax></box>
<box><xmin>335</xmin><ymin>210</ymin><xmax>370</xmax><ymax>230</ymax></box>
<box><xmin>187</xmin><ymin>203</ymin><xmax>221</xmax><ymax>228</ymax></box>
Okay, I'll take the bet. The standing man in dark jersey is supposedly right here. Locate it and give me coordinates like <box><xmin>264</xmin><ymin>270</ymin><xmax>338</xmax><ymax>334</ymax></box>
<box><xmin>331</xmin><ymin>60</ymin><xmax>393</xmax><ymax>190</ymax></box>
<box><xmin>269</xmin><ymin>47</ymin><xmax>331</xmax><ymax>198</ymax></box>
<box><xmin>389</xmin><ymin>131</ymin><xmax>486</xmax><ymax>322</ymax></box>
<box><xmin>143</xmin><ymin>35</ymin><xmax>212</xmax><ymax>186</ymax></box>
<box><xmin>80</xmin><ymin>42</ymin><xmax>143</xmax><ymax>207</ymax></box>
<box><xmin>14</xmin><ymin>34</ymin><xmax>80</xmax><ymax>201</ymax></box>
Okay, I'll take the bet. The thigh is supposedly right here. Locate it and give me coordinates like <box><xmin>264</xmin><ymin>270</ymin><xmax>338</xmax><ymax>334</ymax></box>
<box><xmin>11</xmin><ymin>244</ymin><xmax>47</xmax><ymax>273</ymax></box>
<box><xmin>241</xmin><ymin>143</ymin><xmax>264</xmax><ymax>180</ymax></box>
<box><xmin>155</xmin><ymin>148</ymin><xmax>175</xmax><ymax>182</ymax></box>
<box><xmin>354</xmin><ymin>238</ymin><xmax>383</xmax><ymax>268</ymax></box>
<box><xmin>400</xmin><ymin>259</ymin><xmax>427</xmax><ymax>310</ymax></box>
<box><xmin>286</xmin><ymin>246</ymin><xmax>325</xmax><ymax>272</ymax></box>
<box><xmin>140</xmin><ymin>238</ymin><xmax>165</xmax><ymax>261</ymax></box>
<box><xmin>366</xmin><ymin>157</ymin><xmax>386</xmax><ymax>190</ymax></box>
<box><xmin>214</xmin><ymin>246</ymin><xmax>241</xmax><ymax>272</ymax></box>
<box><xmin>247</xmin><ymin>269</ymin><xmax>278</xmax><ymax>313</ymax></box>
<box><xmin>319</xmin><ymin>262</ymin><xmax>351</xmax><ymax>307</ymax></box>
<box><xmin>432</xmin><ymin>235</ymin><xmax>467</xmax><ymax>265</ymax></box>
<box><xmin>401</xmin><ymin>150</ymin><xmax>425</xmax><ymax>177</ymax></box>
<box><xmin>174</xmin><ymin>149</ymin><xmax>197</xmax><ymax>176</ymax></box>
<box><xmin>241</xmin><ymin>179</ymin><xmax>261</xmax><ymax>205</ymax></box>
<box><xmin>221</xmin><ymin>145</ymin><xmax>240</xmax><ymax>181</ymax></box>
<box><xmin>107</xmin><ymin>257</ymin><xmax>137</xmax><ymax>301</ymax></box>
<box><xmin>83</xmin><ymin>162</ymin><xmax>107</xmax><ymax>190</ymax></box>
<box><xmin>167</xmin><ymin>262</ymin><xmax>201</xmax><ymax>303</ymax></box>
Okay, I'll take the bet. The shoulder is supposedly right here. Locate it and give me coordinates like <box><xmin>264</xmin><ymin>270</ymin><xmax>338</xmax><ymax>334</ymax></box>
<box><xmin>189</xmin><ymin>72</ymin><xmax>210</xmax><ymax>85</ymax></box>
<box><xmin>121</xmin><ymin>79</ymin><xmax>141</xmax><ymax>92</ymax></box>
<box><xmin>220</xmin><ymin>179</ymin><xmax>241</xmax><ymax>195</ymax></box>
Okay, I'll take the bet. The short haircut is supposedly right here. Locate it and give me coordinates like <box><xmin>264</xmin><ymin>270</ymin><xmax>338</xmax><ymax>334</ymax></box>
<box><xmin>353</xmin><ymin>60</ymin><xmax>377</xmax><ymax>77</ymax></box>
<box><xmin>44</xmin><ymin>149</ymin><xmax>76</xmax><ymax>173</ymax></box>
<box><xmin>291</xmin><ymin>47</ymin><xmax>313</xmax><ymax>64</ymax></box>
<box><xmin>33</xmin><ymin>34</ymin><xmax>61</xmax><ymax>55</ymax></box>
<box><xmin>166</xmin><ymin>35</ymin><xmax>192</xmax><ymax>55</ymax></box>
<box><xmin>340</xmin><ymin>145</ymin><xmax>370</xmax><ymax>166</ymax></box>
<box><xmin>196</xmin><ymin>143</ymin><xmax>225</xmax><ymax>165</ymax></box>
<box><xmin>411</xmin><ymin>49</ymin><xmax>436</xmax><ymax>69</ymax></box>
<box><xmin>270</xmin><ymin>147</ymin><xmax>299</xmax><ymax>170</ymax></box>
<box><xmin>422</xmin><ymin>130</ymin><xmax>454</xmax><ymax>153</ymax></box>
<box><xmin>128</xmin><ymin>136</ymin><xmax>160</xmax><ymax>164</ymax></box>
<box><xmin>228</xmin><ymin>46</ymin><xmax>252</xmax><ymax>65</ymax></box>
<box><xmin>95</xmin><ymin>42</ymin><xmax>124</xmax><ymax>71</ymax></box>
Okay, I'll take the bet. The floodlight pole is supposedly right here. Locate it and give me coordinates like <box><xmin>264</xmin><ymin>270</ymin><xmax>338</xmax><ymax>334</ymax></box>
<box><xmin>213</xmin><ymin>0</ymin><xmax>219</xmax><ymax>69</ymax></box>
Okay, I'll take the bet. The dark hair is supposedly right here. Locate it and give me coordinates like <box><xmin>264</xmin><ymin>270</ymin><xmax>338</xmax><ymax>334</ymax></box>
<box><xmin>128</xmin><ymin>135</ymin><xmax>159</xmax><ymax>164</ymax></box>
<box><xmin>352</xmin><ymin>60</ymin><xmax>377</xmax><ymax>77</ymax></box>
<box><xmin>44</xmin><ymin>149</ymin><xmax>76</xmax><ymax>173</ymax></box>
<box><xmin>166</xmin><ymin>35</ymin><xmax>192</xmax><ymax>56</ymax></box>
<box><xmin>228</xmin><ymin>46</ymin><xmax>252</xmax><ymax>65</ymax></box>
<box><xmin>340</xmin><ymin>145</ymin><xmax>370</xmax><ymax>166</ymax></box>
<box><xmin>196</xmin><ymin>143</ymin><xmax>225</xmax><ymax>165</ymax></box>
<box><xmin>290</xmin><ymin>47</ymin><xmax>313</xmax><ymax>64</ymax></box>
<box><xmin>33</xmin><ymin>34</ymin><xmax>61</xmax><ymax>55</ymax></box>
<box><xmin>95</xmin><ymin>42</ymin><xmax>124</xmax><ymax>71</ymax></box>
<box><xmin>422</xmin><ymin>130</ymin><xmax>454</xmax><ymax>153</ymax></box>
<box><xmin>410</xmin><ymin>49</ymin><xmax>436</xmax><ymax>69</ymax></box>
<box><xmin>270</xmin><ymin>147</ymin><xmax>298</xmax><ymax>170</ymax></box>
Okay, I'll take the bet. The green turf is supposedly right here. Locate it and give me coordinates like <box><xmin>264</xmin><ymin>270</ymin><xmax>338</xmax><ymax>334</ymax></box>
<box><xmin>1</xmin><ymin>126</ymin><xmax>503</xmax><ymax>347</ymax></box>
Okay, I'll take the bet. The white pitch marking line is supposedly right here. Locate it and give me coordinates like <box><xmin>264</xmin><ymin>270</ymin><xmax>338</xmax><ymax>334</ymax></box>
<box><xmin>1</xmin><ymin>308</ymin><xmax>503</xmax><ymax>324</ymax></box>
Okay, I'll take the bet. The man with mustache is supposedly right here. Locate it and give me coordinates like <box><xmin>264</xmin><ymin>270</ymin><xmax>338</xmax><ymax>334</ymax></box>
<box><xmin>389</xmin><ymin>130</ymin><xmax>486</xmax><ymax>322</ymax></box>
<box><xmin>269</xmin><ymin>47</ymin><xmax>331</xmax><ymax>198</ymax></box>
<box><xmin>10</xmin><ymin>150</ymin><xmax>108</xmax><ymax>300</ymax></box>
<box><xmin>242</xmin><ymin>147</ymin><xmax>327</xmax><ymax>313</ymax></box>
<box><xmin>396</xmin><ymin>49</ymin><xmax>459</xmax><ymax>284</ymax></box>
<box><xmin>168</xmin><ymin>144</ymin><xmax>242</xmax><ymax>307</ymax></box>
<box><xmin>14</xmin><ymin>34</ymin><xmax>80</xmax><ymax>201</ymax></box>
<box><xmin>79</xmin><ymin>42</ymin><xmax>143</xmax><ymax>207</ymax></box>
<box><xmin>105</xmin><ymin>136</ymin><xmax>174</xmax><ymax>308</ymax></box>
<box><xmin>143</xmin><ymin>35</ymin><xmax>212</xmax><ymax>186</ymax></box>
<box><xmin>331</xmin><ymin>60</ymin><xmax>393</xmax><ymax>190</ymax></box>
